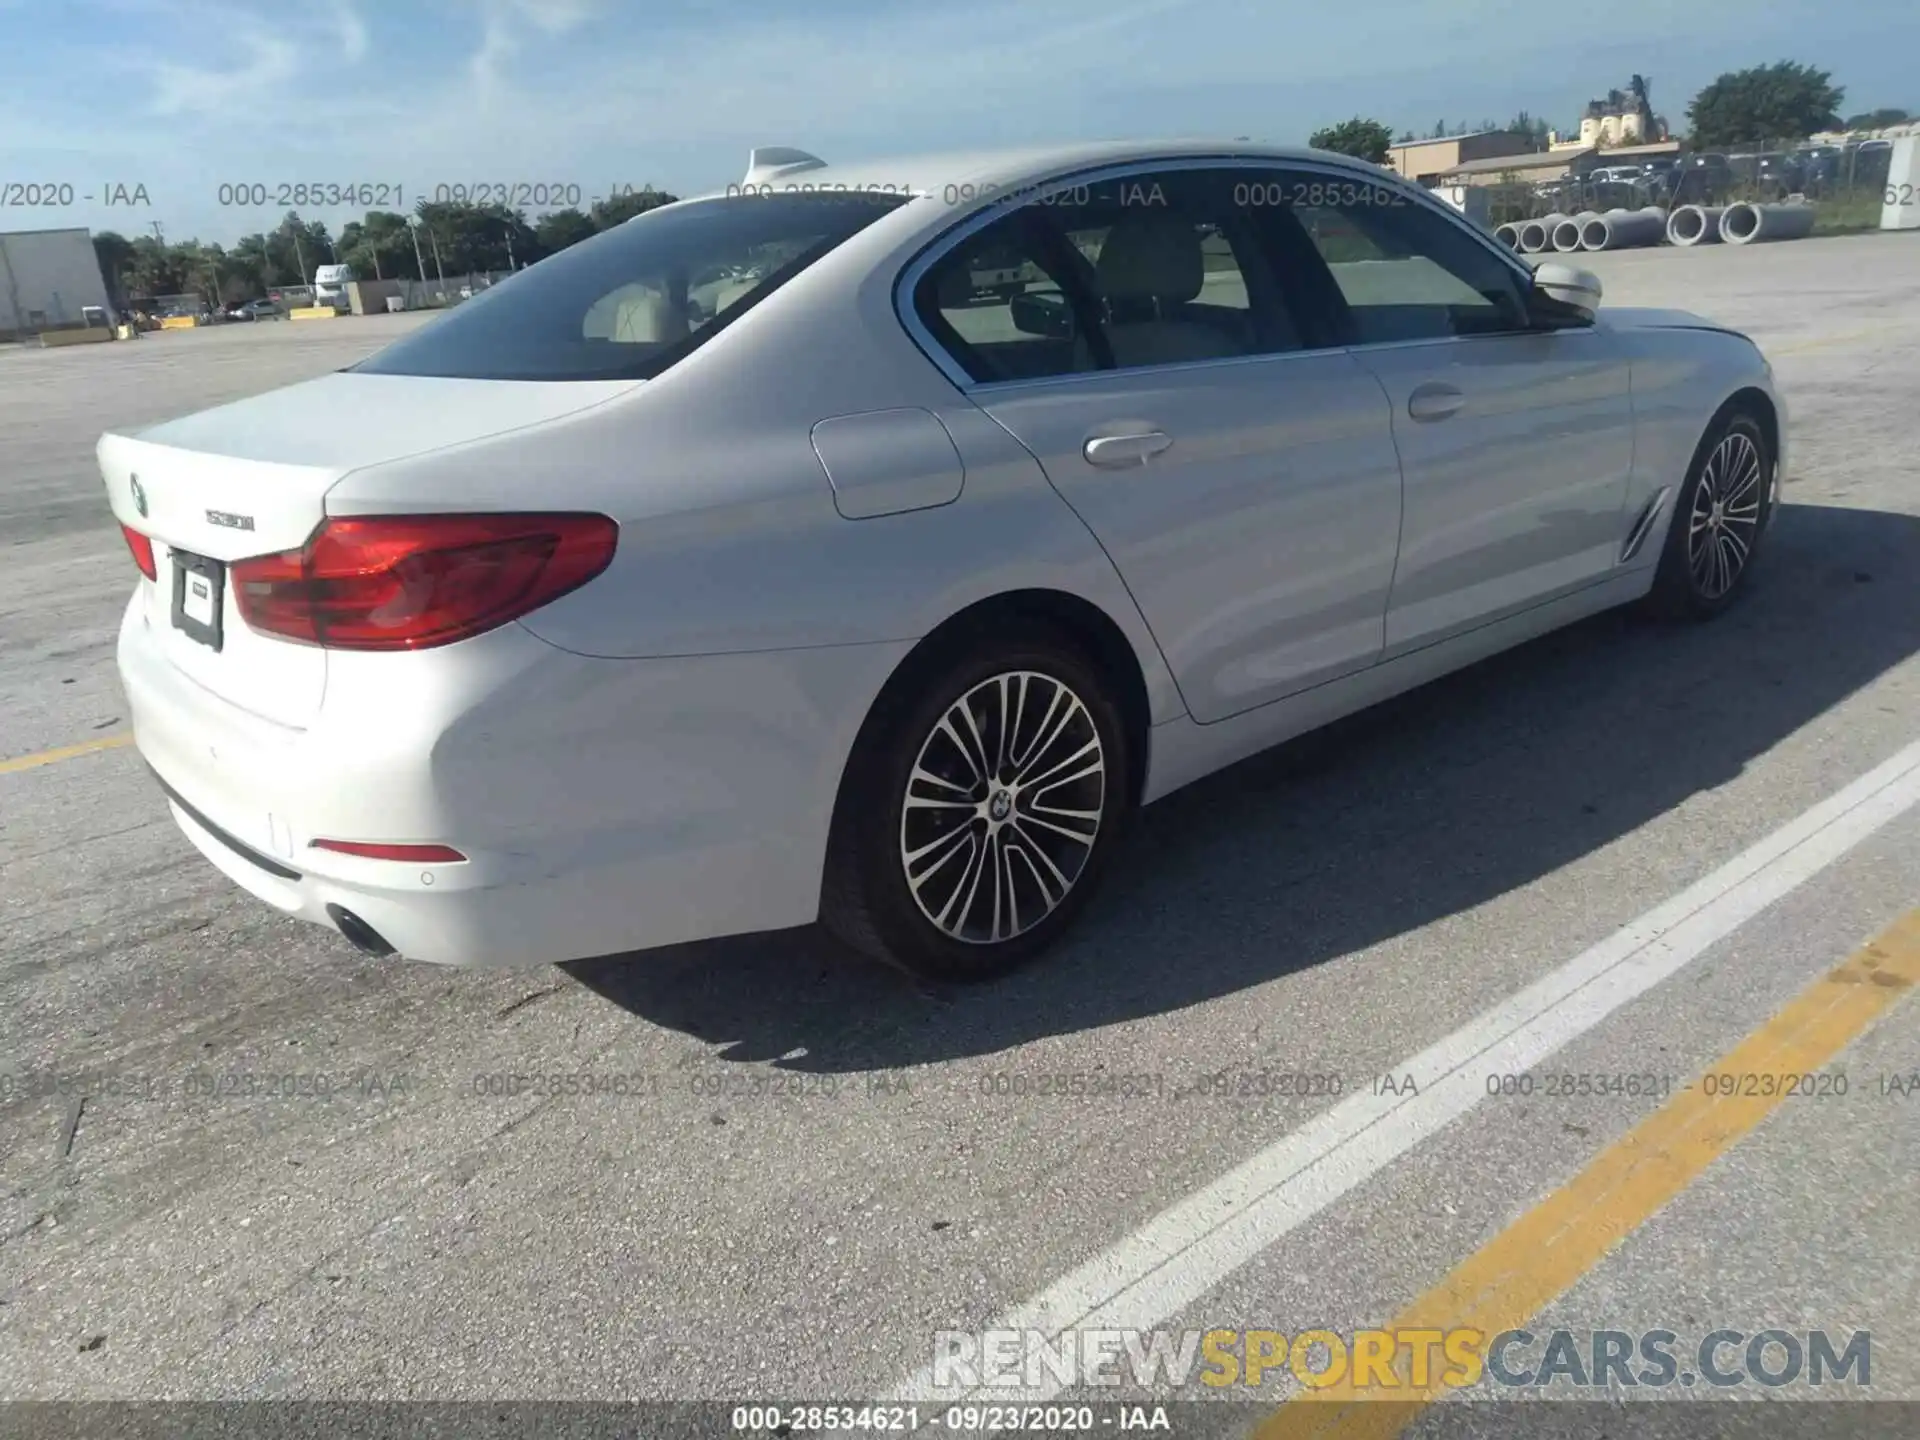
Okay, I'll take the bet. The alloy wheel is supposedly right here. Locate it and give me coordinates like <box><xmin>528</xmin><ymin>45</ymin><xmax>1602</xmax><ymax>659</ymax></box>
<box><xmin>1687</xmin><ymin>428</ymin><xmax>1765</xmax><ymax>600</ymax></box>
<box><xmin>898</xmin><ymin>670</ymin><xmax>1107</xmax><ymax>945</ymax></box>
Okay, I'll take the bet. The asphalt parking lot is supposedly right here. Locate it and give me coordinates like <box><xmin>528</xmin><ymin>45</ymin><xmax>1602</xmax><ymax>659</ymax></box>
<box><xmin>4</xmin><ymin>235</ymin><xmax>1920</xmax><ymax>1435</ymax></box>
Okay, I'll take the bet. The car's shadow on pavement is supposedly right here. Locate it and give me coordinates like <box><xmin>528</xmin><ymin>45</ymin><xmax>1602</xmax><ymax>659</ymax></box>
<box><xmin>564</xmin><ymin>501</ymin><xmax>1920</xmax><ymax>1070</ymax></box>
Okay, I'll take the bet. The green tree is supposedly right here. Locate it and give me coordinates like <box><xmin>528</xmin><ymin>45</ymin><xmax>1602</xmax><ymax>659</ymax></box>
<box><xmin>1307</xmin><ymin>116</ymin><xmax>1395</xmax><ymax>164</ymax></box>
<box><xmin>534</xmin><ymin>207</ymin><xmax>598</xmax><ymax>253</ymax></box>
<box><xmin>229</xmin><ymin>233</ymin><xmax>289</xmax><ymax>290</ymax></box>
<box><xmin>409</xmin><ymin>201</ymin><xmax>530</xmax><ymax>275</ymax></box>
<box><xmin>588</xmin><ymin>186</ymin><xmax>677</xmax><ymax>230</ymax></box>
<box><xmin>125</xmin><ymin>235</ymin><xmax>184</xmax><ymax>299</ymax></box>
<box><xmin>174</xmin><ymin>242</ymin><xmax>235</xmax><ymax>307</ymax></box>
<box><xmin>250</xmin><ymin>212</ymin><xmax>337</xmax><ymax>286</ymax></box>
<box><xmin>338</xmin><ymin>210</ymin><xmax>420</xmax><ymax>280</ymax></box>
<box><xmin>91</xmin><ymin>232</ymin><xmax>137</xmax><ymax>303</ymax></box>
<box><xmin>1844</xmin><ymin>106</ymin><xmax>1911</xmax><ymax>130</ymax></box>
<box><xmin>481</xmin><ymin>205</ymin><xmax>541</xmax><ymax>270</ymax></box>
<box><xmin>1686</xmin><ymin>61</ymin><xmax>1845</xmax><ymax>146</ymax></box>
<box><xmin>1506</xmin><ymin>110</ymin><xmax>1552</xmax><ymax>148</ymax></box>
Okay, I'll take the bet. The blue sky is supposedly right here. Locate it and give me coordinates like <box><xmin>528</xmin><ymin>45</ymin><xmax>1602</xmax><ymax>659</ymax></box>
<box><xmin>2</xmin><ymin>0</ymin><xmax>1914</xmax><ymax>246</ymax></box>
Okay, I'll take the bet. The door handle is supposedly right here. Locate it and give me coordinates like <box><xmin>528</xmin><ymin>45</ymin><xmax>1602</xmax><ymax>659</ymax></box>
<box><xmin>1084</xmin><ymin>430</ymin><xmax>1173</xmax><ymax>467</ymax></box>
<box><xmin>1407</xmin><ymin>383</ymin><xmax>1465</xmax><ymax>423</ymax></box>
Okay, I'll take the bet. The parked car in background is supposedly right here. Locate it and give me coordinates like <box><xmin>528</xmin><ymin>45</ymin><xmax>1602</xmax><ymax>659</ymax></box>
<box><xmin>1792</xmin><ymin>145</ymin><xmax>1845</xmax><ymax>191</ymax></box>
<box><xmin>1634</xmin><ymin>158</ymin><xmax>1679</xmax><ymax>202</ymax></box>
<box><xmin>1583</xmin><ymin>179</ymin><xmax>1648</xmax><ymax>211</ymax></box>
<box><xmin>1727</xmin><ymin>153</ymin><xmax>1802</xmax><ymax>199</ymax></box>
<box><xmin>1670</xmin><ymin>153</ymin><xmax>1733</xmax><ymax>205</ymax></box>
<box><xmin>225</xmin><ymin>299</ymin><xmax>281</xmax><ymax>321</ymax></box>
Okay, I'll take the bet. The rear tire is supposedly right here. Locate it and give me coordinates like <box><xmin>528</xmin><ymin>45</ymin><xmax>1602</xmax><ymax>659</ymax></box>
<box><xmin>1642</xmin><ymin>408</ymin><xmax>1773</xmax><ymax>621</ymax></box>
<box><xmin>820</xmin><ymin>629</ymin><xmax>1134</xmax><ymax>983</ymax></box>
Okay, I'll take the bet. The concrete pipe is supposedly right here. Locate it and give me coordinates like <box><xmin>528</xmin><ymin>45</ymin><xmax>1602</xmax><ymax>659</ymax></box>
<box><xmin>1581</xmin><ymin>207</ymin><xmax>1667</xmax><ymax>251</ymax></box>
<box><xmin>1517</xmin><ymin>213</ymin><xmax>1568</xmax><ymax>254</ymax></box>
<box><xmin>1551</xmin><ymin>213</ymin><xmax>1595</xmax><ymax>252</ymax></box>
<box><xmin>1666</xmin><ymin>205</ymin><xmax>1725</xmax><ymax>246</ymax></box>
<box><xmin>1493</xmin><ymin>222</ymin><xmax>1522</xmax><ymax>249</ymax></box>
<box><xmin>1720</xmin><ymin>201</ymin><xmax>1818</xmax><ymax>244</ymax></box>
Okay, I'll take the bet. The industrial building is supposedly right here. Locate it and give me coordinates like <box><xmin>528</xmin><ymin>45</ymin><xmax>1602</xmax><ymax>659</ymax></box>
<box><xmin>1567</xmin><ymin>76</ymin><xmax>1669</xmax><ymax>148</ymax></box>
<box><xmin>1387</xmin><ymin>130</ymin><xmax>1536</xmax><ymax>184</ymax></box>
<box><xmin>0</xmin><ymin>227</ymin><xmax>114</xmax><ymax>341</ymax></box>
<box><xmin>1436</xmin><ymin>147</ymin><xmax>1600</xmax><ymax>187</ymax></box>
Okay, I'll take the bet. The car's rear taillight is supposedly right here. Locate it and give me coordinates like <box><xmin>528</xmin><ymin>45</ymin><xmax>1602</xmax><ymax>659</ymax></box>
<box><xmin>120</xmin><ymin>522</ymin><xmax>157</xmax><ymax>580</ymax></box>
<box><xmin>231</xmin><ymin>513</ymin><xmax>618</xmax><ymax>651</ymax></box>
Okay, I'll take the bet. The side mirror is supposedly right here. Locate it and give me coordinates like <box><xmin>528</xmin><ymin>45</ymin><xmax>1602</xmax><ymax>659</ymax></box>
<box><xmin>1530</xmin><ymin>261</ymin><xmax>1603</xmax><ymax>322</ymax></box>
<box><xmin>1010</xmin><ymin>289</ymin><xmax>1075</xmax><ymax>341</ymax></box>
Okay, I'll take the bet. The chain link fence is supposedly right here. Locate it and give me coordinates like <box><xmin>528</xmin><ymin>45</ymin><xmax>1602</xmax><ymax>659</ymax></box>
<box><xmin>354</xmin><ymin>271</ymin><xmax>517</xmax><ymax>313</ymax></box>
<box><xmin>398</xmin><ymin>271</ymin><xmax>514</xmax><ymax>307</ymax></box>
<box><xmin>1476</xmin><ymin>136</ymin><xmax>1900</xmax><ymax>233</ymax></box>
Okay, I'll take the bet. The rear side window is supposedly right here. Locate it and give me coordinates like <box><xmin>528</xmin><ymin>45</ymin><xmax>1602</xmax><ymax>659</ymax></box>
<box><xmin>355</xmin><ymin>193</ymin><xmax>907</xmax><ymax>381</ymax></box>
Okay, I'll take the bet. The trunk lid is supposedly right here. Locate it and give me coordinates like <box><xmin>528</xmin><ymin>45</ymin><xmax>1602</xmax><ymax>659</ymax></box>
<box><xmin>101</xmin><ymin>371</ymin><xmax>640</xmax><ymax>729</ymax></box>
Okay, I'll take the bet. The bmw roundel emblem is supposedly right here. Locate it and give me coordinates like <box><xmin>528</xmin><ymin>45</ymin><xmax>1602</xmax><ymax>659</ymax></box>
<box><xmin>131</xmin><ymin>474</ymin><xmax>148</xmax><ymax>517</ymax></box>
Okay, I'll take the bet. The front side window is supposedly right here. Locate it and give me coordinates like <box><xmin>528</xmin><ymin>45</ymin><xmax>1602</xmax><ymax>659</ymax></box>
<box><xmin>1274</xmin><ymin>177</ymin><xmax>1530</xmax><ymax>344</ymax></box>
<box><xmin>356</xmin><ymin>192</ymin><xmax>907</xmax><ymax>381</ymax></box>
<box><xmin>912</xmin><ymin>168</ymin><xmax>1304</xmax><ymax>384</ymax></box>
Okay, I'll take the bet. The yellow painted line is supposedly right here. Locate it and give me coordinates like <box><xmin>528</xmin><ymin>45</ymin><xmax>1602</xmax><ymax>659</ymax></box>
<box><xmin>0</xmin><ymin>732</ymin><xmax>136</xmax><ymax>775</ymax></box>
<box><xmin>1253</xmin><ymin>908</ymin><xmax>1920</xmax><ymax>1440</ymax></box>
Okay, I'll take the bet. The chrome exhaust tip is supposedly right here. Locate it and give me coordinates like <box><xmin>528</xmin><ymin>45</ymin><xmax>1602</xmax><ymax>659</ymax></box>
<box><xmin>326</xmin><ymin>904</ymin><xmax>395</xmax><ymax>957</ymax></box>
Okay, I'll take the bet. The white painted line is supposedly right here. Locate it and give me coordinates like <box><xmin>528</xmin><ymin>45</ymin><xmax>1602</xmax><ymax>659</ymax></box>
<box><xmin>890</xmin><ymin>735</ymin><xmax>1920</xmax><ymax>1406</ymax></box>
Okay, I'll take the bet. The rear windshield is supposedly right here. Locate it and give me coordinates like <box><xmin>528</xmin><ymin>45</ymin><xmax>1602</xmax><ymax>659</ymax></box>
<box><xmin>353</xmin><ymin>192</ymin><xmax>908</xmax><ymax>382</ymax></box>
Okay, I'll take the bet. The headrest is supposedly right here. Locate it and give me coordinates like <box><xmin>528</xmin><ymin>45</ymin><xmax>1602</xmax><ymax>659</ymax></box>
<box><xmin>1095</xmin><ymin>214</ymin><xmax>1204</xmax><ymax>305</ymax></box>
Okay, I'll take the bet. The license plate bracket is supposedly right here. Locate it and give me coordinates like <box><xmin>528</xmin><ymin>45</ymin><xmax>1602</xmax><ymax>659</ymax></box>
<box><xmin>171</xmin><ymin>549</ymin><xmax>226</xmax><ymax>652</ymax></box>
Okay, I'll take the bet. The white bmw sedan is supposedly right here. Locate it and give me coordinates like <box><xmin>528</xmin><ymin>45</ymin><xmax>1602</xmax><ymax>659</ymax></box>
<box><xmin>103</xmin><ymin>140</ymin><xmax>1784</xmax><ymax>981</ymax></box>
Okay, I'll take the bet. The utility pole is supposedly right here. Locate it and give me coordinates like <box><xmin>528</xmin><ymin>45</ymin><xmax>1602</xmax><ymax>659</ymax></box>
<box><xmin>406</xmin><ymin>217</ymin><xmax>428</xmax><ymax>285</ymax></box>
<box><xmin>292</xmin><ymin>230</ymin><xmax>308</xmax><ymax>288</ymax></box>
<box><xmin>426</xmin><ymin>224</ymin><xmax>446</xmax><ymax>286</ymax></box>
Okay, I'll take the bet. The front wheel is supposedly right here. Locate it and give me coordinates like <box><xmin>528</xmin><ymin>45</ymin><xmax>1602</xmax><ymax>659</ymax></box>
<box><xmin>820</xmin><ymin>632</ymin><xmax>1134</xmax><ymax>983</ymax></box>
<box><xmin>1642</xmin><ymin>409</ymin><xmax>1773</xmax><ymax>620</ymax></box>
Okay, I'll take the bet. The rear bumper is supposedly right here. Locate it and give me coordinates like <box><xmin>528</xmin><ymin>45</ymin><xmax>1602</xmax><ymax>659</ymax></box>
<box><xmin>118</xmin><ymin>591</ymin><xmax>910</xmax><ymax>967</ymax></box>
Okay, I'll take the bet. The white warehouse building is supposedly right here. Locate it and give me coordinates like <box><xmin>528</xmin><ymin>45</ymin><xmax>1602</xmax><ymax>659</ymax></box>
<box><xmin>0</xmin><ymin>227</ymin><xmax>114</xmax><ymax>340</ymax></box>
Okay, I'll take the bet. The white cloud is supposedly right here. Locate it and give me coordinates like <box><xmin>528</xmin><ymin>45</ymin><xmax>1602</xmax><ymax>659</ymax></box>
<box><xmin>335</xmin><ymin>1</ymin><xmax>369</xmax><ymax>62</ymax></box>
<box><xmin>507</xmin><ymin>0</ymin><xmax>595</xmax><ymax>34</ymax></box>
<box><xmin>147</xmin><ymin>30</ymin><xmax>299</xmax><ymax>116</ymax></box>
<box><xmin>466</xmin><ymin>0</ymin><xmax>596</xmax><ymax>90</ymax></box>
<box><xmin>468</xmin><ymin>9</ymin><xmax>516</xmax><ymax>91</ymax></box>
